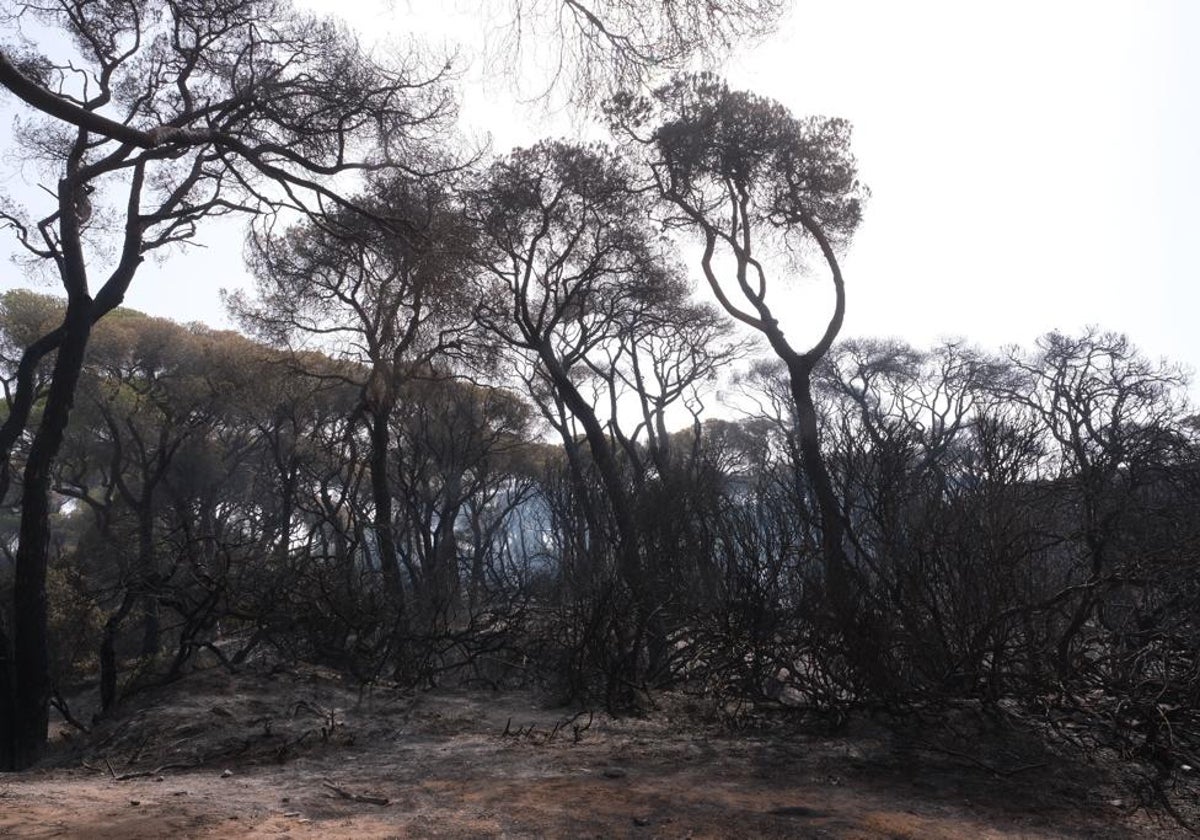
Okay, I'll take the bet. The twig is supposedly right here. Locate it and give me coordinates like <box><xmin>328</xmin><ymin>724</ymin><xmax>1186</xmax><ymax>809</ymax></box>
<box><xmin>501</xmin><ymin>717</ymin><xmax>537</xmax><ymax>739</ymax></box>
<box><xmin>549</xmin><ymin>710</ymin><xmax>593</xmax><ymax>743</ymax></box>
<box><xmin>112</xmin><ymin>761</ymin><xmax>198</xmax><ymax>781</ymax></box>
<box><xmin>573</xmin><ymin>710</ymin><xmax>593</xmax><ymax>743</ymax></box>
<box><xmin>321</xmin><ymin>779</ymin><xmax>390</xmax><ymax>806</ymax></box>
<box><xmin>922</xmin><ymin>743</ymin><xmax>1048</xmax><ymax>777</ymax></box>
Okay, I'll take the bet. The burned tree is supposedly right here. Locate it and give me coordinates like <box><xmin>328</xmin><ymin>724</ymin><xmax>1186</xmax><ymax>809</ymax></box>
<box><xmin>609</xmin><ymin>74</ymin><xmax>868</xmax><ymax>633</ymax></box>
<box><xmin>0</xmin><ymin>0</ymin><xmax>452</xmax><ymax>769</ymax></box>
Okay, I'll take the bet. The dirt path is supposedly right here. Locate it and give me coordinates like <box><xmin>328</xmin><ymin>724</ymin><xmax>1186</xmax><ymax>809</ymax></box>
<box><xmin>0</xmin><ymin>668</ymin><xmax>1184</xmax><ymax>838</ymax></box>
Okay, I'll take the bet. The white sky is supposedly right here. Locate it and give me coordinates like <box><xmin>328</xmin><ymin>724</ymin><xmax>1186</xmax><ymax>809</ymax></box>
<box><xmin>2</xmin><ymin>0</ymin><xmax>1197</xmax><ymax>388</ymax></box>
<box><xmin>730</xmin><ymin>0</ymin><xmax>1198</xmax><ymax>372</ymax></box>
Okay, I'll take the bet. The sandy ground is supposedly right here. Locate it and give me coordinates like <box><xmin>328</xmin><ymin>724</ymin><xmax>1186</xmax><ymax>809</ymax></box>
<box><xmin>0</xmin><ymin>666</ymin><xmax>1188</xmax><ymax>839</ymax></box>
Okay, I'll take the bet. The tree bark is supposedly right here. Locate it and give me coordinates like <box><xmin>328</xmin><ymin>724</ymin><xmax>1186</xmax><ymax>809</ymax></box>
<box><xmin>541</xmin><ymin>351</ymin><xmax>643</xmax><ymax>595</ymax></box>
<box><xmin>0</xmin><ymin>620</ymin><xmax>15</xmax><ymax>768</ymax></box>
<box><xmin>99</xmin><ymin>590</ymin><xmax>136</xmax><ymax>713</ymax></box>
<box><xmin>136</xmin><ymin>502</ymin><xmax>161</xmax><ymax>659</ymax></box>
<box><xmin>539</xmin><ymin>349</ymin><xmax>669</xmax><ymax>681</ymax></box>
<box><xmin>785</xmin><ymin>361</ymin><xmax>853</xmax><ymax>615</ymax></box>
<box><xmin>2</xmin><ymin>296</ymin><xmax>92</xmax><ymax>770</ymax></box>
<box><xmin>367</xmin><ymin>407</ymin><xmax>404</xmax><ymax>603</ymax></box>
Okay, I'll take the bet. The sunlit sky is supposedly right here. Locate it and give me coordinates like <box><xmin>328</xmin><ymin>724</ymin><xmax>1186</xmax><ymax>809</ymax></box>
<box><xmin>3</xmin><ymin>0</ymin><xmax>1197</xmax><ymax>389</ymax></box>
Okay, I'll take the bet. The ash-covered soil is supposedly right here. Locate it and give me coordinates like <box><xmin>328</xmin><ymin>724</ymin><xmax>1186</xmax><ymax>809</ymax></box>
<box><xmin>0</xmin><ymin>665</ymin><xmax>1187</xmax><ymax>838</ymax></box>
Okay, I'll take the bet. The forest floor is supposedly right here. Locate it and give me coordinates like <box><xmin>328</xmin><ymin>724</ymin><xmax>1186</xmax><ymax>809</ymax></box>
<box><xmin>0</xmin><ymin>664</ymin><xmax>1192</xmax><ymax>839</ymax></box>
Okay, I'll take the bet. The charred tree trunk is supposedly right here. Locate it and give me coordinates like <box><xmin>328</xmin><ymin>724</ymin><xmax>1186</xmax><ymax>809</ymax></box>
<box><xmin>3</xmin><ymin>296</ymin><xmax>93</xmax><ymax>770</ymax></box>
<box><xmin>99</xmin><ymin>590</ymin><xmax>136</xmax><ymax>713</ymax></box>
<box><xmin>0</xmin><ymin>328</ymin><xmax>66</xmax><ymax>504</ymax></box>
<box><xmin>136</xmin><ymin>502</ymin><xmax>160</xmax><ymax>658</ymax></box>
<box><xmin>540</xmin><ymin>350</ymin><xmax>668</xmax><ymax>683</ymax></box>
<box><xmin>542</xmin><ymin>353</ymin><xmax>643</xmax><ymax>598</ymax></box>
<box><xmin>430</xmin><ymin>474</ymin><xmax>463</xmax><ymax>619</ymax></box>
<box><xmin>367</xmin><ymin>406</ymin><xmax>403</xmax><ymax>604</ymax></box>
<box><xmin>0</xmin><ymin>620</ymin><xmax>15</xmax><ymax>767</ymax></box>
<box><xmin>786</xmin><ymin>361</ymin><xmax>853</xmax><ymax>616</ymax></box>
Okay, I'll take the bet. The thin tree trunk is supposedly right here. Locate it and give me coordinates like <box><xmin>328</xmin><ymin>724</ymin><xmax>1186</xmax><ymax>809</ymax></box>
<box><xmin>544</xmin><ymin>360</ymin><xmax>643</xmax><ymax>596</ymax></box>
<box><xmin>100</xmin><ymin>590</ymin><xmax>136</xmax><ymax>713</ymax></box>
<box><xmin>540</xmin><ymin>351</ymin><xmax>668</xmax><ymax>682</ymax></box>
<box><xmin>137</xmin><ymin>502</ymin><xmax>160</xmax><ymax>658</ymax></box>
<box><xmin>467</xmin><ymin>503</ymin><xmax>485</xmax><ymax>613</ymax></box>
<box><xmin>431</xmin><ymin>473</ymin><xmax>463</xmax><ymax>618</ymax></box>
<box><xmin>368</xmin><ymin>407</ymin><xmax>403</xmax><ymax>603</ymax></box>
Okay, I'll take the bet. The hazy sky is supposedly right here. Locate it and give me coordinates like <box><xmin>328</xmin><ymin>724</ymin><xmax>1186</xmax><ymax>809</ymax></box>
<box><xmin>2</xmin><ymin>0</ymin><xmax>1196</xmax><ymax>384</ymax></box>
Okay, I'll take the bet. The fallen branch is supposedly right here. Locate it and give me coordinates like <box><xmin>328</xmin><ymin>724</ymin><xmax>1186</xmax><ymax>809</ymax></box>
<box><xmin>322</xmin><ymin>779</ymin><xmax>390</xmax><ymax>806</ymax></box>
<box><xmin>87</xmin><ymin>754</ymin><xmax>205</xmax><ymax>780</ymax></box>
<box><xmin>501</xmin><ymin>717</ymin><xmax>537</xmax><ymax>739</ymax></box>
<box><xmin>112</xmin><ymin>762</ymin><xmax>198</xmax><ymax>781</ymax></box>
<box><xmin>922</xmin><ymin>743</ymin><xmax>1048</xmax><ymax>778</ymax></box>
<box><xmin>50</xmin><ymin>689</ymin><xmax>91</xmax><ymax>735</ymax></box>
<box><xmin>549</xmin><ymin>710</ymin><xmax>594</xmax><ymax>743</ymax></box>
